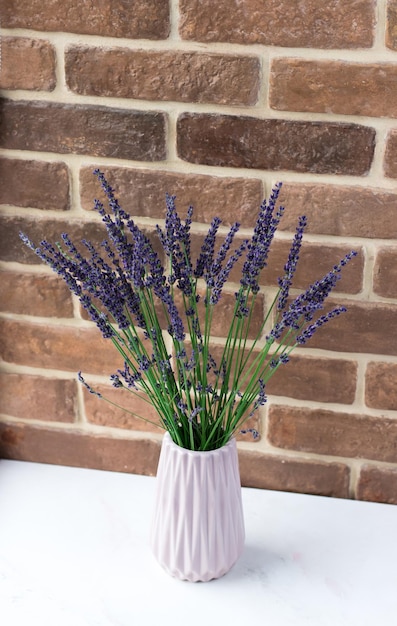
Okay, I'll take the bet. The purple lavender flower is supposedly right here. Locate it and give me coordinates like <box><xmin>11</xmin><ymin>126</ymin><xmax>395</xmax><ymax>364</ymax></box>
<box><xmin>241</xmin><ymin>183</ymin><xmax>284</xmax><ymax>294</ymax></box>
<box><xmin>240</xmin><ymin>428</ymin><xmax>260</xmax><ymax>440</ymax></box>
<box><xmin>269</xmin><ymin>251</ymin><xmax>356</xmax><ymax>341</ymax></box>
<box><xmin>156</xmin><ymin>194</ymin><xmax>194</xmax><ymax>295</ymax></box>
<box><xmin>94</xmin><ymin>169</ymin><xmax>128</xmax><ymax>221</ymax></box>
<box><xmin>184</xmin><ymin>350</ymin><xmax>198</xmax><ymax>371</ymax></box>
<box><xmin>191</xmin><ymin>314</ymin><xmax>202</xmax><ymax>341</ymax></box>
<box><xmin>194</xmin><ymin>216</ymin><xmax>222</xmax><ymax>281</ymax></box>
<box><xmin>20</xmin><ymin>235</ymin><xmax>83</xmax><ymax>300</ymax></box>
<box><xmin>162</xmin><ymin>292</ymin><xmax>185</xmax><ymax>341</ymax></box>
<box><xmin>255</xmin><ymin>379</ymin><xmax>267</xmax><ymax>407</ymax></box>
<box><xmin>207</xmin><ymin>353</ymin><xmax>219</xmax><ymax>374</ymax></box>
<box><xmin>244</xmin><ymin>381</ymin><xmax>267</xmax><ymax>423</ymax></box>
<box><xmin>234</xmin><ymin>290</ymin><xmax>250</xmax><ymax>318</ymax></box>
<box><xmin>117</xmin><ymin>362</ymin><xmax>143</xmax><ymax>389</ymax></box>
<box><xmin>296</xmin><ymin>306</ymin><xmax>346</xmax><ymax>345</ymax></box>
<box><xmin>177</xmin><ymin>399</ymin><xmax>188</xmax><ymax>412</ymax></box>
<box><xmin>110</xmin><ymin>374</ymin><xmax>123</xmax><ymax>388</ymax></box>
<box><xmin>209</xmin><ymin>221</ymin><xmax>240</xmax><ymax>277</ymax></box>
<box><xmin>78</xmin><ymin>372</ymin><xmax>102</xmax><ymax>398</ymax></box>
<box><xmin>138</xmin><ymin>353</ymin><xmax>152</xmax><ymax>371</ymax></box>
<box><xmin>189</xmin><ymin>406</ymin><xmax>204</xmax><ymax>423</ymax></box>
<box><xmin>277</xmin><ymin>215</ymin><xmax>307</xmax><ymax>311</ymax></box>
<box><xmin>209</xmin><ymin>238</ymin><xmax>248</xmax><ymax>305</ymax></box>
<box><xmin>157</xmin><ymin>356</ymin><xmax>173</xmax><ymax>379</ymax></box>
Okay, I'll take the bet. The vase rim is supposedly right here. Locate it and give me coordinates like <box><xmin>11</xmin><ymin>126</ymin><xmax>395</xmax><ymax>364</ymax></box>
<box><xmin>162</xmin><ymin>431</ymin><xmax>235</xmax><ymax>456</ymax></box>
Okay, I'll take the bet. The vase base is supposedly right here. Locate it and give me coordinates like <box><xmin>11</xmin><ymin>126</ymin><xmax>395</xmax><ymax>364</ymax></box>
<box><xmin>154</xmin><ymin>551</ymin><xmax>242</xmax><ymax>582</ymax></box>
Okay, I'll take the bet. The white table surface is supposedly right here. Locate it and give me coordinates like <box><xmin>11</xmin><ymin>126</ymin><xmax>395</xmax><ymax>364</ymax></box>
<box><xmin>0</xmin><ymin>459</ymin><xmax>396</xmax><ymax>626</ymax></box>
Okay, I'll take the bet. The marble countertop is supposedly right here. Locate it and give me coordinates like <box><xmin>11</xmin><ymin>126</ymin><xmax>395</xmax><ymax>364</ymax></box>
<box><xmin>0</xmin><ymin>458</ymin><xmax>396</xmax><ymax>626</ymax></box>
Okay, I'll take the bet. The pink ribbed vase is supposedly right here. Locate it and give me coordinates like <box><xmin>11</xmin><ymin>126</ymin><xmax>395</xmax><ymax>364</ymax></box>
<box><xmin>151</xmin><ymin>432</ymin><xmax>245</xmax><ymax>582</ymax></box>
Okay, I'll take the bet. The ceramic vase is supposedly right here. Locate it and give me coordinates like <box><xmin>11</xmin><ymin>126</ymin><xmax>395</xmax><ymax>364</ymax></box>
<box><xmin>151</xmin><ymin>432</ymin><xmax>245</xmax><ymax>582</ymax></box>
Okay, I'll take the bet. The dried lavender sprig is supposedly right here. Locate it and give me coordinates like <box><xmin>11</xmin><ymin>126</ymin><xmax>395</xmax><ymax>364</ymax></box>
<box><xmin>209</xmin><ymin>238</ymin><xmax>248</xmax><ymax>306</ymax></box>
<box><xmin>270</xmin><ymin>250</ymin><xmax>357</xmax><ymax>341</ymax></box>
<box><xmin>78</xmin><ymin>372</ymin><xmax>102</xmax><ymax>398</ymax></box>
<box><xmin>277</xmin><ymin>215</ymin><xmax>307</xmax><ymax>311</ymax></box>
<box><xmin>194</xmin><ymin>216</ymin><xmax>222</xmax><ymax>281</ymax></box>
<box><xmin>240</xmin><ymin>182</ymin><xmax>284</xmax><ymax>294</ymax></box>
<box><xmin>20</xmin><ymin>234</ymin><xmax>120</xmax><ymax>339</ymax></box>
<box><xmin>240</xmin><ymin>428</ymin><xmax>260</xmax><ymax>440</ymax></box>
<box><xmin>79</xmin><ymin>371</ymin><xmax>168</xmax><ymax>430</ymax></box>
<box><xmin>60</xmin><ymin>233</ymin><xmax>143</xmax><ymax>334</ymax></box>
<box><xmin>157</xmin><ymin>193</ymin><xmax>194</xmax><ymax>295</ymax></box>
<box><xmin>209</xmin><ymin>221</ymin><xmax>241</xmax><ymax>279</ymax></box>
<box><xmin>296</xmin><ymin>306</ymin><xmax>347</xmax><ymax>344</ymax></box>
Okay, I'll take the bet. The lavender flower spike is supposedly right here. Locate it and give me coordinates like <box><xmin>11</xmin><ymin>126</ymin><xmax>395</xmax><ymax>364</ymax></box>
<box><xmin>241</xmin><ymin>183</ymin><xmax>284</xmax><ymax>294</ymax></box>
<box><xmin>277</xmin><ymin>215</ymin><xmax>307</xmax><ymax>311</ymax></box>
<box><xmin>240</xmin><ymin>428</ymin><xmax>260</xmax><ymax>440</ymax></box>
<box><xmin>194</xmin><ymin>216</ymin><xmax>222</xmax><ymax>281</ymax></box>
<box><xmin>78</xmin><ymin>372</ymin><xmax>102</xmax><ymax>398</ymax></box>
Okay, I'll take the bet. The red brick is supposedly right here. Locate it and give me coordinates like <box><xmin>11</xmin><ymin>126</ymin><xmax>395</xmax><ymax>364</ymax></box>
<box><xmin>238</xmin><ymin>449</ymin><xmax>350</xmax><ymax>497</ymax></box>
<box><xmin>373</xmin><ymin>247</ymin><xmax>397</xmax><ymax>299</ymax></box>
<box><xmin>0</xmin><ymin>319</ymin><xmax>122</xmax><ymax>376</ymax></box>
<box><xmin>179</xmin><ymin>0</ymin><xmax>375</xmax><ymax>48</ymax></box>
<box><xmin>0</xmin><ymin>158</ymin><xmax>70</xmax><ymax>211</ymax></box>
<box><xmin>386</xmin><ymin>0</ymin><xmax>397</xmax><ymax>50</ymax></box>
<box><xmin>0</xmin><ymin>270</ymin><xmax>74</xmax><ymax>317</ymax></box>
<box><xmin>66</xmin><ymin>45</ymin><xmax>260</xmax><ymax>107</ymax></box>
<box><xmin>365</xmin><ymin>362</ymin><xmax>397</xmax><ymax>411</ymax></box>
<box><xmin>79</xmin><ymin>166</ymin><xmax>263</xmax><ymax>228</ymax></box>
<box><xmin>177</xmin><ymin>113</ymin><xmax>375</xmax><ymax>176</ymax></box>
<box><xmin>0</xmin><ymin>421</ymin><xmax>161</xmax><ymax>476</ymax></box>
<box><xmin>0</xmin><ymin>99</ymin><xmax>166</xmax><ymax>161</ymax></box>
<box><xmin>268</xmin><ymin>405</ymin><xmax>397</xmax><ymax>463</ymax></box>
<box><xmin>266</xmin><ymin>355</ymin><xmax>357</xmax><ymax>404</ymax></box>
<box><xmin>83</xmin><ymin>384</ymin><xmax>164</xmax><ymax>433</ymax></box>
<box><xmin>2</xmin><ymin>0</ymin><xmax>170</xmax><ymax>39</ymax></box>
<box><xmin>357</xmin><ymin>465</ymin><xmax>397</xmax><ymax>504</ymax></box>
<box><xmin>270</xmin><ymin>59</ymin><xmax>397</xmax><ymax>119</ymax></box>
<box><xmin>277</xmin><ymin>183</ymin><xmax>397</xmax><ymax>239</ymax></box>
<box><xmin>304</xmin><ymin>299</ymin><xmax>397</xmax><ymax>356</ymax></box>
<box><xmin>384</xmin><ymin>130</ymin><xmax>397</xmax><ymax>178</ymax></box>
<box><xmin>0</xmin><ymin>37</ymin><xmax>56</xmax><ymax>91</ymax></box>
<box><xmin>0</xmin><ymin>373</ymin><xmax>77</xmax><ymax>423</ymax></box>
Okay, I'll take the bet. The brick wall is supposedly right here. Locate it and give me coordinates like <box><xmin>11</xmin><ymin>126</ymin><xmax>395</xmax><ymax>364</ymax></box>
<box><xmin>0</xmin><ymin>0</ymin><xmax>397</xmax><ymax>504</ymax></box>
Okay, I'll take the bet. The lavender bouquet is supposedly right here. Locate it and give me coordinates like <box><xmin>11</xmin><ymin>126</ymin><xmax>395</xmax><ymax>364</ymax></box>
<box><xmin>20</xmin><ymin>171</ymin><xmax>356</xmax><ymax>451</ymax></box>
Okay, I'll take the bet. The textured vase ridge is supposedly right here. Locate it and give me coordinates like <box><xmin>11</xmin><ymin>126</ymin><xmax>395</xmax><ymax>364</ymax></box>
<box><xmin>151</xmin><ymin>433</ymin><xmax>245</xmax><ymax>582</ymax></box>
